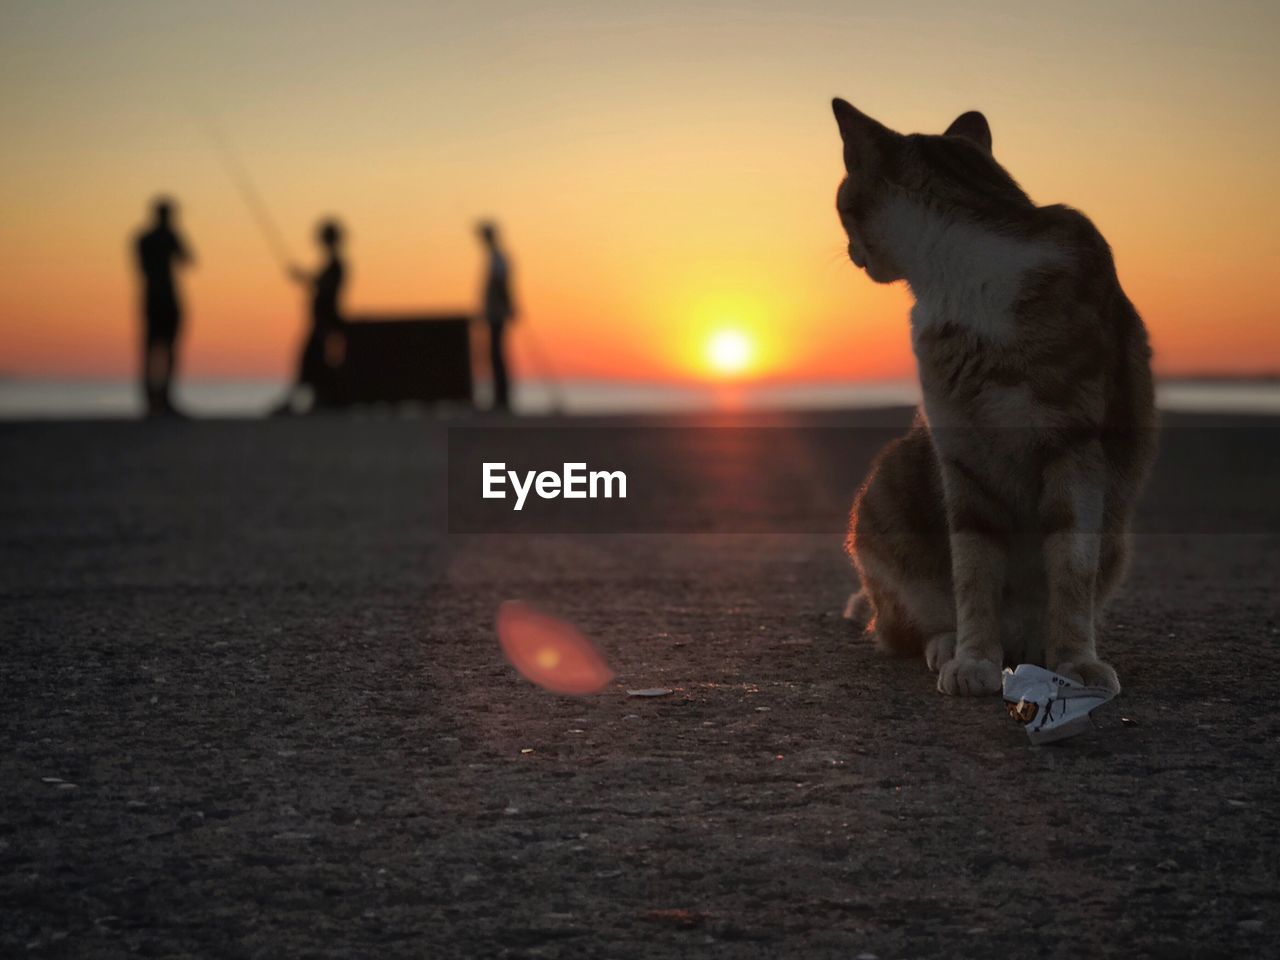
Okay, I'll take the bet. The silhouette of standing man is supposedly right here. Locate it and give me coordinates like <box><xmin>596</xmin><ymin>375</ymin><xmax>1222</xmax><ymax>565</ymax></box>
<box><xmin>135</xmin><ymin>197</ymin><xmax>193</xmax><ymax>416</ymax></box>
<box><xmin>477</xmin><ymin>221</ymin><xmax>516</xmax><ymax>411</ymax></box>
<box><xmin>276</xmin><ymin>219</ymin><xmax>347</xmax><ymax>413</ymax></box>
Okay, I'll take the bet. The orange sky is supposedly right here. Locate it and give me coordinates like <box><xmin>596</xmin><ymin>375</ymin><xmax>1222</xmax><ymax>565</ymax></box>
<box><xmin>2</xmin><ymin>1</ymin><xmax>1278</xmax><ymax>383</ymax></box>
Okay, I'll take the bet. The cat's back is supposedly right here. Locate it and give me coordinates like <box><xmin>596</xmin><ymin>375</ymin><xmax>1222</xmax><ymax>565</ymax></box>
<box><xmin>1016</xmin><ymin>206</ymin><xmax>1152</xmax><ymax>385</ymax></box>
<box><xmin>1016</xmin><ymin>203</ymin><xmax>1157</xmax><ymax>474</ymax></box>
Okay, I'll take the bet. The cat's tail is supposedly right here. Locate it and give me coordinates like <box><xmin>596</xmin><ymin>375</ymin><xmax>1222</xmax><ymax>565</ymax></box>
<box><xmin>846</xmin><ymin>582</ymin><xmax>932</xmax><ymax>658</ymax></box>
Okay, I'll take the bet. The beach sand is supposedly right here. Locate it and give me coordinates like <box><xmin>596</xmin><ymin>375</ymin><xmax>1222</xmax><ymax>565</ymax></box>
<box><xmin>1</xmin><ymin>410</ymin><xmax>1277</xmax><ymax>957</ymax></box>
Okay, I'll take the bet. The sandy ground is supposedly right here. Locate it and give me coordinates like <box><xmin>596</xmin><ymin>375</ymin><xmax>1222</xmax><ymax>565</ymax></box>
<box><xmin>1</xmin><ymin>410</ymin><xmax>1277</xmax><ymax>959</ymax></box>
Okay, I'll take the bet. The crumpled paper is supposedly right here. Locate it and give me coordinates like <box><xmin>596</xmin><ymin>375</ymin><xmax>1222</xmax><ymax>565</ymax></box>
<box><xmin>1002</xmin><ymin>664</ymin><xmax>1116</xmax><ymax>744</ymax></box>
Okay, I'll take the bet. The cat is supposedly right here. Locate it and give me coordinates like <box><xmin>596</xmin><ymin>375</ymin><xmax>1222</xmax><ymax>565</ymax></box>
<box><xmin>832</xmin><ymin>98</ymin><xmax>1156</xmax><ymax>696</ymax></box>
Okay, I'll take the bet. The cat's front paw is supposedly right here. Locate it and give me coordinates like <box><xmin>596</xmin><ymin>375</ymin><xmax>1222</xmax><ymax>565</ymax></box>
<box><xmin>937</xmin><ymin>655</ymin><xmax>1002</xmax><ymax>696</ymax></box>
<box><xmin>924</xmin><ymin>632</ymin><xmax>956</xmax><ymax>672</ymax></box>
<box><xmin>1054</xmin><ymin>658</ymin><xmax>1121</xmax><ymax>695</ymax></box>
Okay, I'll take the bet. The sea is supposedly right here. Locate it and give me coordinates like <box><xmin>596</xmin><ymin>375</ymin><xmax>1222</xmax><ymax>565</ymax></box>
<box><xmin>1</xmin><ymin>377</ymin><xmax>1278</xmax><ymax>419</ymax></box>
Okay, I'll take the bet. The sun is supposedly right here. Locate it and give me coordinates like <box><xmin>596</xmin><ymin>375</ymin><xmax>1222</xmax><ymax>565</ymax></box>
<box><xmin>706</xmin><ymin>329</ymin><xmax>753</xmax><ymax>376</ymax></box>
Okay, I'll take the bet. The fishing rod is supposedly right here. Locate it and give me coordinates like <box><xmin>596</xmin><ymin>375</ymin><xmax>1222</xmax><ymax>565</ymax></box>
<box><xmin>520</xmin><ymin>319</ymin><xmax>566</xmax><ymax>415</ymax></box>
<box><xmin>189</xmin><ymin>103</ymin><xmax>296</xmax><ymax>271</ymax></box>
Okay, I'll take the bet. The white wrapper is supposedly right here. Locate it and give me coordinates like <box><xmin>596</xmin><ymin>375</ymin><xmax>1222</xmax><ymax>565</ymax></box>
<box><xmin>1002</xmin><ymin>664</ymin><xmax>1116</xmax><ymax>744</ymax></box>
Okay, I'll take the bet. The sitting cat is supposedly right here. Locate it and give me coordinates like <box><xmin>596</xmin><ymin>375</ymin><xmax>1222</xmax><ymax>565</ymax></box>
<box><xmin>832</xmin><ymin>98</ymin><xmax>1156</xmax><ymax>696</ymax></box>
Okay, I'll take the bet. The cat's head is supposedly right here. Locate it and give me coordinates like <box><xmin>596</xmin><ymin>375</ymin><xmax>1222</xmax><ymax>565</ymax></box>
<box><xmin>832</xmin><ymin>99</ymin><xmax>1030</xmax><ymax>284</ymax></box>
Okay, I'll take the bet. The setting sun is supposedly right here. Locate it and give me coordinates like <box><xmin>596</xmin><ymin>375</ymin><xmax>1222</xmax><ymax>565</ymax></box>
<box><xmin>707</xmin><ymin>330</ymin><xmax>753</xmax><ymax>376</ymax></box>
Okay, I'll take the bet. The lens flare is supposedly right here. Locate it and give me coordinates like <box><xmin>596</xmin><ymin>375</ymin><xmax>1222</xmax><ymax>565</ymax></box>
<box><xmin>496</xmin><ymin>600</ymin><xmax>615</xmax><ymax>696</ymax></box>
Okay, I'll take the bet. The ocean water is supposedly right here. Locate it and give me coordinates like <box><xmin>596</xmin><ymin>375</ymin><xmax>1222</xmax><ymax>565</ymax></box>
<box><xmin>0</xmin><ymin>377</ymin><xmax>1277</xmax><ymax>419</ymax></box>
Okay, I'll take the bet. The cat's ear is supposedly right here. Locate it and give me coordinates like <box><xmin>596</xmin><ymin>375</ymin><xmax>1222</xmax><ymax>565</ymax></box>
<box><xmin>944</xmin><ymin>111</ymin><xmax>992</xmax><ymax>154</ymax></box>
<box><xmin>832</xmin><ymin>98</ymin><xmax>892</xmax><ymax>171</ymax></box>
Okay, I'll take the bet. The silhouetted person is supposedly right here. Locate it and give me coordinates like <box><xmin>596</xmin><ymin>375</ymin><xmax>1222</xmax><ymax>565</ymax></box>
<box><xmin>478</xmin><ymin>221</ymin><xmax>516</xmax><ymax>411</ymax></box>
<box><xmin>135</xmin><ymin>197</ymin><xmax>193</xmax><ymax>416</ymax></box>
<box><xmin>276</xmin><ymin>219</ymin><xmax>347</xmax><ymax>413</ymax></box>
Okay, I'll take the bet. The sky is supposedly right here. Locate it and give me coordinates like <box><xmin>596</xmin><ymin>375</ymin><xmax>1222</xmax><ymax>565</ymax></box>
<box><xmin>1</xmin><ymin>0</ymin><xmax>1278</xmax><ymax>384</ymax></box>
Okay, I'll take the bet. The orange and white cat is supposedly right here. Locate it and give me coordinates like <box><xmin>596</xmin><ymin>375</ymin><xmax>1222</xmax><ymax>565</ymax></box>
<box><xmin>833</xmin><ymin>99</ymin><xmax>1156</xmax><ymax>696</ymax></box>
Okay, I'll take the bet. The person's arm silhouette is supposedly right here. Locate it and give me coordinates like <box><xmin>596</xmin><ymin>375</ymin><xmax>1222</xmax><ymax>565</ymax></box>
<box><xmin>172</xmin><ymin>231</ymin><xmax>194</xmax><ymax>267</ymax></box>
